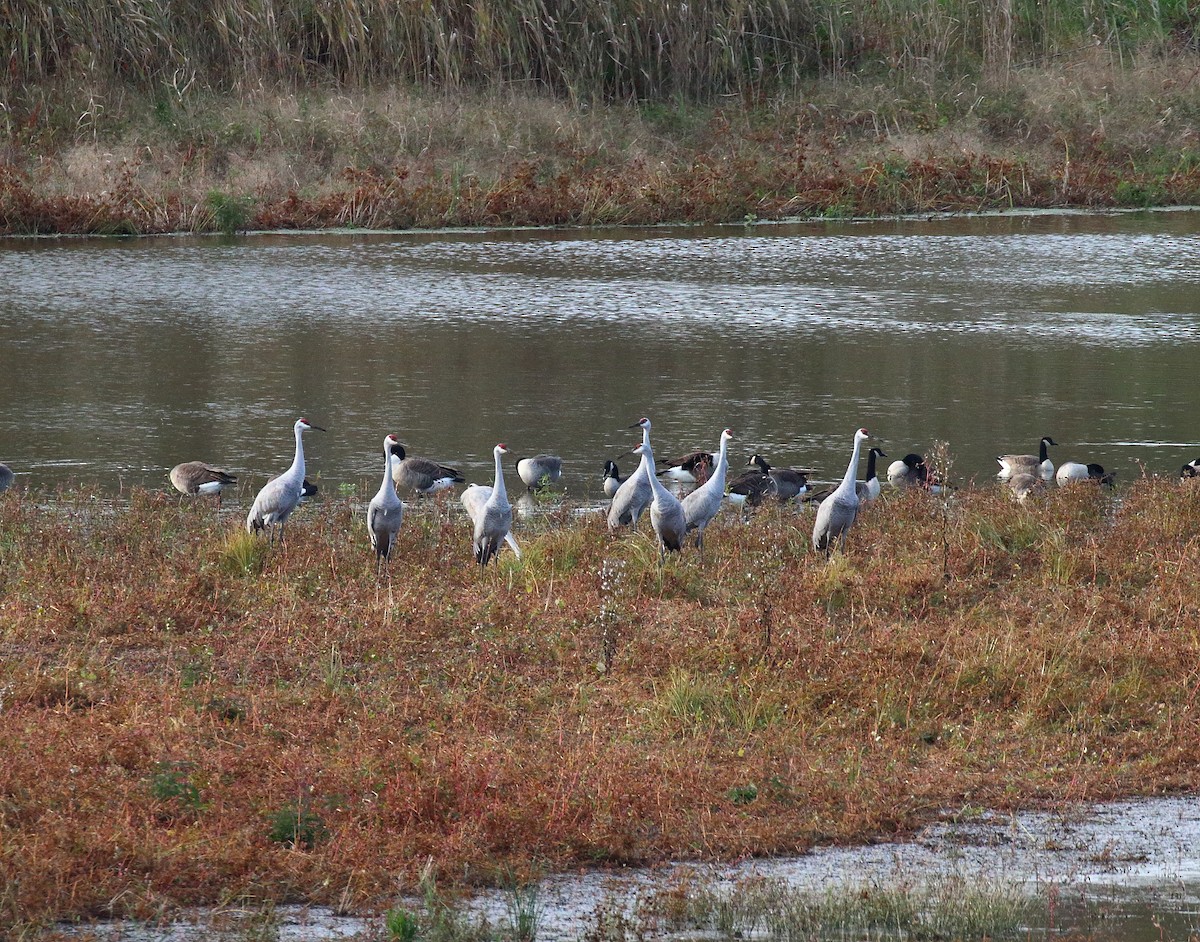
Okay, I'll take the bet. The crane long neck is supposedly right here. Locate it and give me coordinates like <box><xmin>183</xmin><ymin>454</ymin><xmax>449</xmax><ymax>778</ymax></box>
<box><xmin>640</xmin><ymin>445</ymin><xmax>666</xmax><ymax>500</ymax></box>
<box><xmin>379</xmin><ymin>441</ymin><xmax>394</xmax><ymax>493</ymax></box>
<box><xmin>492</xmin><ymin>449</ymin><xmax>508</xmax><ymax>502</ymax></box>
<box><xmin>712</xmin><ymin>434</ymin><xmax>729</xmax><ymax>482</ymax></box>
<box><xmin>838</xmin><ymin>436</ymin><xmax>864</xmax><ymax>494</ymax></box>
<box><xmin>286</xmin><ymin>424</ymin><xmax>306</xmax><ymax>483</ymax></box>
<box><xmin>641</xmin><ymin>424</ymin><xmax>651</xmax><ymax>449</ymax></box>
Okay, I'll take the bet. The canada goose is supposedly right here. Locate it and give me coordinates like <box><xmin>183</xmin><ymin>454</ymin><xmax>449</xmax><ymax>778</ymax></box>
<box><xmin>367</xmin><ymin>434</ymin><xmax>404</xmax><ymax>564</ymax></box>
<box><xmin>1006</xmin><ymin>471</ymin><xmax>1045</xmax><ymax>503</ymax></box>
<box><xmin>608</xmin><ymin>418</ymin><xmax>654</xmax><ymax>530</ymax></box>
<box><xmin>887</xmin><ymin>453</ymin><xmax>929</xmax><ymax>488</ymax></box>
<box><xmin>632</xmin><ymin>441</ymin><xmax>686</xmax><ymax>562</ymax></box>
<box><xmin>857</xmin><ymin>447</ymin><xmax>887</xmax><ymax>502</ymax></box>
<box><xmin>726</xmin><ymin>466</ymin><xmax>773</xmax><ymax>509</ymax></box>
<box><xmin>681</xmin><ymin>428</ymin><xmax>733</xmax><ymax>556</ymax></box>
<box><xmin>246</xmin><ymin>418</ymin><xmax>326</xmax><ymax>543</ymax></box>
<box><xmin>657</xmin><ymin>449</ymin><xmax>713</xmax><ymax>485</ymax></box>
<box><xmin>602</xmin><ymin>460</ymin><xmax>627</xmax><ymax>499</ymax></box>
<box><xmin>1180</xmin><ymin>458</ymin><xmax>1200</xmax><ymax>481</ymax></box>
<box><xmin>997</xmin><ymin>436</ymin><xmax>1057</xmax><ymax>483</ymax></box>
<box><xmin>0</xmin><ymin>462</ymin><xmax>12</xmax><ymax>493</ymax></box>
<box><xmin>516</xmin><ymin>454</ymin><xmax>563</xmax><ymax>492</ymax></box>
<box><xmin>169</xmin><ymin>461</ymin><xmax>237</xmax><ymax>511</ymax></box>
<box><xmin>1056</xmin><ymin>462</ymin><xmax>1115</xmax><ymax>487</ymax></box>
<box><xmin>813</xmin><ymin>428</ymin><xmax>870</xmax><ymax>554</ymax></box>
<box><xmin>389</xmin><ymin>443</ymin><xmax>465</xmax><ymax>496</ymax></box>
<box><xmin>746</xmin><ymin>454</ymin><xmax>810</xmax><ymax>502</ymax></box>
<box><xmin>461</xmin><ymin>443</ymin><xmax>517</xmax><ymax>567</ymax></box>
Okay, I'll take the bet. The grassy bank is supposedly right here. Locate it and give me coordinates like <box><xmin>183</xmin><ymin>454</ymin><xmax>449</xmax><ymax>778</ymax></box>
<box><xmin>3</xmin><ymin>476</ymin><xmax>1200</xmax><ymax>932</ymax></box>
<box><xmin>1</xmin><ymin>3</ymin><xmax>1199</xmax><ymax>233</ymax></box>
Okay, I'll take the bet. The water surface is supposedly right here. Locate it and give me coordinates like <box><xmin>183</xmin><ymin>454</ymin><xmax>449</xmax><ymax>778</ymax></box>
<box><xmin>1</xmin><ymin>210</ymin><xmax>1198</xmax><ymax>497</ymax></box>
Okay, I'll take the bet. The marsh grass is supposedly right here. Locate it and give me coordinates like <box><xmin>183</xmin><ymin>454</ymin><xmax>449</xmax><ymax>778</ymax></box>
<box><xmin>4</xmin><ymin>476</ymin><xmax>1200</xmax><ymax>927</ymax></box>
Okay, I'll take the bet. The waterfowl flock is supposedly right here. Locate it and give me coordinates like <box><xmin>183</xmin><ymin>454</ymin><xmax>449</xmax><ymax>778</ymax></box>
<box><xmin>0</xmin><ymin>420</ymin><xmax>1165</xmax><ymax>569</ymax></box>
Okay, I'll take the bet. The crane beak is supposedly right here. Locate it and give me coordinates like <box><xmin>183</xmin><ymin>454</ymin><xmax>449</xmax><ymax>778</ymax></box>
<box><xmin>309</xmin><ymin>424</ymin><xmax>327</xmax><ymax>432</ymax></box>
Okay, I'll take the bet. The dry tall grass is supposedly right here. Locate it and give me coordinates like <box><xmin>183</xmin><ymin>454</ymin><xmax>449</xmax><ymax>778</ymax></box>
<box><xmin>3</xmin><ymin>478</ymin><xmax>1200</xmax><ymax>930</ymax></box>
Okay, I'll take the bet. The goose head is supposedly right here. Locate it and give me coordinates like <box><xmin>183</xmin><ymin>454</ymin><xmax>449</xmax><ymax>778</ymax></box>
<box><xmin>748</xmin><ymin>454</ymin><xmax>770</xmax><ymax>472</ymax></box>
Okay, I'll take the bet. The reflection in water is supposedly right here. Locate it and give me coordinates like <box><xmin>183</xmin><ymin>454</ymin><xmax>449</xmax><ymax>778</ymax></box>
<box><xmin>1</xmin><ymin>210</ymin><xmax>1198</xmax><ymax>497</ymax></box>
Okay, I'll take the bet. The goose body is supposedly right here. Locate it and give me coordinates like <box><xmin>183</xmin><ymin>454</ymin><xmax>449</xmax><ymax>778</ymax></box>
<box><xmin>246</xmin><ymin>418</ymin><xmax>326</xmax><ymax>542</ymax></box>
<box><xmin>1056</xmin><ymin>461</ymin><xmax>1114</xmax><ymax>487</ymax></box>
<box><xmin>170</xmin><ymin>461</ymin><xmax>237</xmax><ymax>499</ymax></box>
<box><xmin>997</xmin><ymin>436</ymin><xmax>1057</xmax><ymax>483</ymax></box>
<box><xmin>0</xmin><ymin>462</ymin><xmax>12</xmax><ymax>493</ymax></box>
<box><xmin>602</xmin><ymin>460</ymin><xmax>627</xmax><ymax>499</ymax></box>
<box><xmin>682</xmin><ymin>428</ymin><xmax>733</xmax><ymax>554</ymax></box>
<box><xmin>1006</xmin><ymin>471</ymin><xmax>1045</xmax><ymax>503</ymax></box>
<box><xmin>633</xmin><ymin>441</ymin><xmax>686</xmax><ymax>561</ymax></box>
<box><xmin>856</xmin><ymin>447</ymin><xmax>887</xmax><ymax>502</ymax></box>
<box><xmin>389</xmin><ymin>443</ymin><xmax>465</xmax><ymax>496</ymax></box>
<box><xmin>887</xmin><ymin>453</ymin><xmax>929</xmax><ymax>488</ymax></box>
<box><xmin>813</xmin><ymin>428</ymin><xmax>869</xmax><ymax>554</ymax></box>
<box><xmin>367</xmin><ymin>434</ymin><xmax>404</xmax><ymax>562</ymax></box>
<box><xmin>1181</xmin><ymin>458</ymin><xmax>1200</xmax><ymax>481</ymax></box>
<box><xmin>516</xmin><ymin>454</ymin><xmax>563</xmax><ymax>492</ymax></box>
<box><xmin>608</xmin><ymin>418</ymin><xmax>654</xmax><ymax>530</ymax></box>
<box><xmin>726</xmin><ymin>467</ymin><xmax>773</xmax><ymax>509</ymax></box>
<box><xmin>747</xmin><ymin>454</ymin><xmax>810</xmax><ymax>502</ymax></box>
<box><xmin>657</xmin><ymin>450</ymin><xmax>713</xmax><ymax>485</ymax></box>
<box><xmin>462</xmin><ymin>444</ymin><xmax>517</xmax><ymax>566</ymax></box>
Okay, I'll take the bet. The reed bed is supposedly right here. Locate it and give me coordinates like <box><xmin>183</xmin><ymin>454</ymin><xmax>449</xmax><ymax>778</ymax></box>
<box><xmin>3</xmin><ymin>0</ymin><xmax>1196</xmax><ymax>100</ymax></box>
<box><xmin>3</xmin><ymin>477</ymin><xmax>1200</xmax><ymax>931</ymax></box>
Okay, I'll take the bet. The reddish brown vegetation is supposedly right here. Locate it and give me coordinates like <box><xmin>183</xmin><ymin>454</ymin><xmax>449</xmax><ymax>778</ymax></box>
<box><xmin>3</xmin><ymin>478</ymin><xmax>1200</xmax><ymax>928</ymax></box>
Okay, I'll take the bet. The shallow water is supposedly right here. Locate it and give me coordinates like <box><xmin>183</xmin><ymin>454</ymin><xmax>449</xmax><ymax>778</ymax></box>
<box><xmin>55</xmin><ymin>795</ymin><xmax>1200</xmax><ymax>940</ymax></box>
<box><xmin>2</xmin><ymin>209</ymin><xmax>1199</xmax><ymax>499</ymax></box>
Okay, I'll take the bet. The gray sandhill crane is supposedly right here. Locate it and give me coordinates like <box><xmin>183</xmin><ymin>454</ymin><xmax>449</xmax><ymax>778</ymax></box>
<box><xmin>887</xmin><ymin>453</ymin><xmax>929</xmax><ymax>488</ymax></box>
<box><xmin>602</xmin><ymin>460</ymin><xmax>627</xmax><ymax>499</ymax></box>
<box><xmin>608</xmin><ymin>418</ymin><xmax>654</xmax><ymax>530</ymax></box>
<box><xmin>857</xmin><ymin>447</ymin><xmax>887</xmax><ymax>502</ymax></box>
<box><xmin>367</xmin><ymin>434</ymin><xmax>404</xmax><ymax>564</ymax></box>
<box><xmin>0</xmin><ymin>462</ymin><xmax>12</xmax><ymax>494</ymax></box>
<box><xmin>517</xmin><ymin>454</ymin><xmax>563</xmax><ymax>492</ymax></box>
<box><xmin>1056</xmin><ymin>461</ymin><xmax>1115</xmax><ymax>486</ymax></box>
<box><xmin>461</xmin><ymin>443</ymin><xmax>519</xmax><ymax>566</ymax></box>
<box><xmin>658</xmin><ymin>449</ymin><xmax>713</xmax><ymax>485</ymax></box>
<box><xmin>997</xmin><ymin>436</ymin><xmax>1057</xmax><ymax>483</ymax></box>
<box><xmin>388</xmin><ymin>442</ymin><xmax>465</xmax><ymax>496</ymax></box>
<box><xmin>246</xmin><ymin>417</ymin><xmax>326</xmax><ymax>543</ymax></box>
<box><xmin>746</xmin><ymin>454</ymin><xmax>811</xmax><ymax>502</ymax></box>
<box><xmin>170</xmin><ymin>461</ymin><xmax>237</xmax><ymax>512</ymax></box>
<box><xmin>631</xmin><ymin>441</ymin><xmax>686</xmax><ymax>562</ymax></box>
<box><xmin>681</xmin><ymin>428</ymin><xmax>733</xmax><ymax>556</ymax></box>
<box><xmin>813</xmin><ymin>428</ymin><xmax>870</xmax><ymax>555</ymax></box>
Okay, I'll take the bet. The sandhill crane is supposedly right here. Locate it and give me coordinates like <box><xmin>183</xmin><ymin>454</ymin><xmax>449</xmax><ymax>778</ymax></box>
<box><xmin>461</xmin><ymin>443</ymin><xmax>518</xmax><ymax>566</ymax></box>
<box><xmin>169</xmin><ymin>461</ymin><xmax>237</xmax><ymax>512</ymax></box>
<box><xmin>746</xmin><ymin>454</ymin><xmax>810</xmax><ymax>502</ymax></box>
<box><xmin>631</xmin><ymin>441</ymin><xmax>686</xmax><ymax>562</ymax></box>
<box><xmin>657</xmin><ymin>449</ymin><xmax>713</xmax><ymax>485</ymax></box>
<box><xmin>517</xmin><ymin>454</ymin><xmax>563</xmax><ymax>492</ymax></box>
<box><xmin>681</xmin><ymin>428</ymin><xmax>733</xmax><ymax>555</ymax></box>
<box><xmin>367</xmin><ymin>434</ymin><xmax>404</xmax><ymax>564</ymax></box>
<box><xmin>0</xmin><ymin>462</ymin><xmax>12</xmax><ymax>494</ymax></box>
<box><xmin>887</xmin><ymin>453</ymin><xmax>929</xmax><ymax>488</ymax></box>
<box><xmin>813</xmin><ymin>428</ymin><xmax>870</xmax><ymax>555</ymax></box>
<box><xmin>246</xmin><ymin>417</ymin><xmax>325</xmax><ymax>543</ymax></box>
<box><xmin>858</xmin><ymin>447</ymin><xmax>887</xmax><ymax>502</ymax></box>
<box><xmin>602</xmin><ymin>460</ymin><xmax>627</xmax><ymax>499</ymax></box>
<box><xmin>997</xmin><ymin>436</ymin><xmax>1057</xmax><ymax>483</ymax></box>
<box><xmin>1056</xmin><ymin>461</ymin><xmax>1115</xmax><ymax>486</ymax></box>
<box><xmin>389</xmin><ymin>442</ymin><xmax>465</xmax><ymax>496</ymax></box>
<box><xmin>608</xmin><ymin>418</ymin><xmax>653</xmax><ymax>530</ymax></box>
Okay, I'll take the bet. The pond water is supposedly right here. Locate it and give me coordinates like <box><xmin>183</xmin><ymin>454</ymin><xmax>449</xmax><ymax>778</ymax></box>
<box><xmin>2</xmin><ymin>209</ymin><xmax>1199</xmax><ymax>499</ymax></box>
